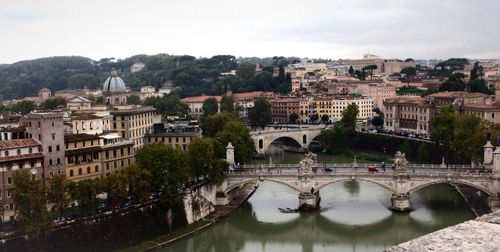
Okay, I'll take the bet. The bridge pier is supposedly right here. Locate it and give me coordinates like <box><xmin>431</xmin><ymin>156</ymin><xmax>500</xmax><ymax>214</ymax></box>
<box><xmin>391</xmin><ymin>193</ymin><xmax>411</xmax><ymax>212</ymax></box>
<box><xmin>489</xmin><ymin>194</ymin><xmax>500</xmax><ymax>211</ymax></box>
<box><xmin>298</xmin><ymin>191</ymin><xmax>320</xmax><ymax>212</ymax></box>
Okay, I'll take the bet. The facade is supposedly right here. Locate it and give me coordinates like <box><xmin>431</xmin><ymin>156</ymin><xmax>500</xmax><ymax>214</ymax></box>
<box><xmin>310</xmin><ymin>97</ymin><xmax>374</xmax><ymax>123</ymax></box>
<box><xmin>110</xmin><ymin>105</ymin><xmax>160</xmax><ymax>151</ymax></box>
<box><xmin>384</xmin><ymin>92</ymin><xmax>500</xmax><ymax>136</ymax></box>
<box><xmin>67</xmin><ymin>96</ymin><xmax>92</xmax><ymax>111</ymax></box>
<box><xmin>340</xmin><ymin>54</ymin><xmax>384</xmax><ymax>74</ymax></box>
<box><xmin>145</xmin><ymin>122</ymin><xmax>201</xmax><ymax>151</ymax></box>
<box><xmin>271</xmin><ymin>98</ymin><xmax>300</xmax><ymax>123</ymax></box>
<box><xmin>100</xmin><ymin>132</ymin><xmax>134</xmax><ymax>176</ymax></box>
<box><xmin>181</xmin><ymin>95</ymin><xmax>222</xmax><ymax>117</ymax></box>
<box><xmin>383</xmin><ymin>60</ymin><xmax>416</xmax><ymax>74</ymax></box>
<box><xmin>346</xmin><ymin>83</ymin><xmax>397</xmax><ymax>110</ymax></box>
<box><xmin>130</xmin><ymin>62</ymin><xmax>146</xmax><ymax>73</ymax></box>
<box><xmin>64</xmin><ymin>134</ymin><xmax>103</xmax><ymax>181</ymax></box>
<box><xmin>71</xmin><ymin>114</ymin><xmax>105</xmax><ymax>135</ymax></box>
<box><xmin>0</xmin><ymin>138</ymin><xmax>44</xmax><ymax>222</ymax></box>
<box><xmin>22</xmin><ymin>112</ymin><xmax>66</xmax><ymax>179</ymax></box>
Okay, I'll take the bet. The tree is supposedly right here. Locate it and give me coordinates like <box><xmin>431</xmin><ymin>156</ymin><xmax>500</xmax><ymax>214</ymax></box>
<box><xmin>309</xmin><ymin>114</ymin><xmax>319</xmax><ymax>123</ymax></box>
<box><xmin>216</xmin><ymin>121</ymin><xmax>255</xmax><ymax>164</ymax></box>
<box><xmin>371</xmin><ymin>116</ymin><xmax>384</xmax><ymax>128</ymax></box>
<box><xmin>440</xmin><ymin>73</ymin><xmax>466</xmax><ymax>92</ymax></box>
<box><xmin>248</xmin><ymin>97</ymin><xmax>272</xmax><ymax>129</ymax></box>
<box><xmin>187</xmin><ymin>137</ymin><xmax>226</xmax><ymax>185</ymax></box>
<box><xmin>136</xmin><ymin>144</ymin><xmax>189</xmax><ymax>207</ymax></box>
<box><xmin>255</xmin><ymin>71</ymin><xmax>273</xmax><ymax>91</ymax></box>
<box><xmin>220</xmin><ymin>95</ymin><xmax>235</xmax><ymax>113</ymax></box>
<box><xmin>362</xmin><ymin>64</ymin><xmax>378</xmax><ymax>79</ymax></box>
<box><xmin>202</xmin><ymin>112</ymin><xmax>239</xmax><ymax>137</ymax></box>
<box><xmin>102</xmin><ymin>172</ymin><xmax>128</xmax><ymax>207</ymax></box>
<box><xmin>202</xmin><ymin>97</ymin><xmax>219</xmax><ymax>120</ymax></box>
<box><xmin>417</xmin><ymin>143</ymin><xmax>430</xmax><ymax>163</ymax></box>
<box><xmin>339</xmin><ymin>104</ymin><xmax>359</xmax><ymax>134</ymax></box>
<box><xmin>67</xmin><ymin>179</ymin><xmax>100</xmax><ymax>215</ymax></box>
<box><xmin>10</xmin><ymin>100</ymin><xmax>36</xmax><ymax>115</ymax></box>
<box><xmin>143</xmin><ymin>95</ymin><xmax>189</xmax><ymax>117</ymax></box>
<box><xmin>48</xmin><ymin>175</ymin><xmax>69</xmax><ymax>218</ymax></box>
<box><xmin>348</xmin><ymin>66</ymin><xmax>354</xmax><ymax>76</ymax></box>
<box><xmin>400</xmin><ymin>67</ymin><xmax>416</xmax><ymax>76</ymax></box>
<box><xmin>40</xmin><ymin>97</ymin><xmax>67</xmax><ymax>110</ymax></box>
<box><xmin>321</xmin><ymin>114</ymin><xmax>330</xmax><ymax>124</ymax></box>
<box><xmin>127</xmin><ymin>95</ymin><xmax>141</xmax><ymax>105</ymax></box>
<box><xmin>320</xmin><ymin>126</ymin><xmax>348</xmax><ymax>154</ymax></box>
<box><xmin>470</xmin><ymin>61</ymin><xmax>479</xmax><ymax>81</ymax></box>
<box><xmin>469</xmin><ymin>79</ymin><xmax>491</xmax><ymax>94</ymax></box>
<box><xmin>430</xmin><ymin>106</ymin><xmax>458</xmax><ymax>150</ymax></box>
<box><xmin>399</xmin><ymin>140</ymin><xmax>412</xmax><ymax>159</ymax></box>
<box><xmin>121</xmin><ymin>164</ymin><xmax>152</xmax><ymax>203</ymax></box>
<box><xmin>236</xmin><ymin>61</ymin><xmax>256</xmax><ymax>81</ymax></box>
<box><xmin>12</xmin><ymin>170</ymin><xmax>51</xmax><ymax>235</ymax></box>
<box><xmin>289</xmin><ymin>113</ymin><xmax>299</xmax><ymax>124</ymax></box>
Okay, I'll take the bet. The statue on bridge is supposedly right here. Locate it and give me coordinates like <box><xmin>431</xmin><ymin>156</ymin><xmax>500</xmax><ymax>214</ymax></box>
<box><xmin>299</xmin><ymin>152</ymin><xmax>317</xmax><ymax>174</ymax></box>
<box><xmin>393</xmin><ymin>151</ymin><xmax>408</xmax><ymax>170</ymax></box>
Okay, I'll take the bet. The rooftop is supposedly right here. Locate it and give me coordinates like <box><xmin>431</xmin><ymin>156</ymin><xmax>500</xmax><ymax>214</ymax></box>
<box><xmin>427</xmin><ymin>91</ymin><xmax>492</xmax><ymax>99</ymax></box>
<box><xmin>72</xmin><ymin>114</ymin><xmax>102</xmax><ymax>120</ymax></box>
<box><xmin>64</xmin><ymin>133</ymin><xmax>101</xmax><ymax>143</ymax></box>
<box><xmin>0</xmin><ymin>138</ymin><xmax>41</xmax><ymax>150</ymax></box>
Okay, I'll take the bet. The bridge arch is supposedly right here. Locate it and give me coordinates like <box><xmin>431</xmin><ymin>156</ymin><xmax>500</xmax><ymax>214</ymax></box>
<box><xmin>224</xmin><ymin>178</ymin><xmax>300</xmax><ymax>194</ymax></box>
<box><xmin>316</xmin><ymin>178</ymin><xmax>396</xmax><ymax>194</ymax></box>
<box><xmin>251</xmin><ymin>127</ymin><xmax>326</xmax><ymax>154</ymax></box>
<box><xmin>407</xmin><ymin>179</ymin><xmax>493</xmax><ymax>196</ymax></box>
<box><xmin>257</xmin><ymin>135</ymin><xmax>304</xmax><ymax>154</ymax></box>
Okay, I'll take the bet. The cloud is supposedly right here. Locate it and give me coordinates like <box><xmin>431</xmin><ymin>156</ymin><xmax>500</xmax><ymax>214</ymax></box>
<box><xmin>0</xmin><ymin>0</ymin><xmax>499</xmax><ymax>63</ymax></box>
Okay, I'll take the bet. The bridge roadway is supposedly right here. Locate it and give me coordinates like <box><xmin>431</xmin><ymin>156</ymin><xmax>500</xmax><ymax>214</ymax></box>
<box><xmin>217</xmin><ymin>163</ymin><xmax>500</xmax><ymax>212</ymax></box>
<box><xmin>250</xmin><ymin>125</ymin><xmax>328</xmax><ymax>155</ymax></box>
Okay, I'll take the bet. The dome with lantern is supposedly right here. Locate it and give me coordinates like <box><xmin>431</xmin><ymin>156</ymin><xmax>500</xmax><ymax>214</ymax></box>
<box><xmin>103</xmin><ymin>70</ymin><xmax>127</xmax><ymax>93</ymax></box>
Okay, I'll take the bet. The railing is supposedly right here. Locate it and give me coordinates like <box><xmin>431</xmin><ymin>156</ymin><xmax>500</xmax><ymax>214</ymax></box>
<box><xmin>239</xmin><ymin>163</ymin><xmax>491</xmax><ymax>170</ymax></box>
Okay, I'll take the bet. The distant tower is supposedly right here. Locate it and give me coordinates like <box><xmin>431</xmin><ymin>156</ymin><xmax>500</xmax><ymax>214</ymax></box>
<box><xmin>39</xmin><ymin>88</ymin><xmax>52</xmax><ymax>99</ymax></box>
<box><xmin>226</xmin><ymin>142</ymin><xmax>235</xmax><ymax>166</ymax></box>
<box><xmin>102</xmin><ymin>70</ymin><xmax>128</xmax><ymax>106</ymax></box>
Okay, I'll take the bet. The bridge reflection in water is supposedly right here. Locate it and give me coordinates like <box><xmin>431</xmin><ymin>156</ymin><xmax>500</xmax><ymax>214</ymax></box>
<box><xmin>161</xmin><ymin>181</ymin><xmax>474</xmax><ymax>252</ymax></box>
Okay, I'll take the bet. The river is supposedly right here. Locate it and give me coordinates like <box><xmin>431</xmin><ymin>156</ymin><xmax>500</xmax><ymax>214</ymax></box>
<box><xmin>159</xmin><ymin>145</ymin><xmax>475</xmax><ymax>252</ymax></box>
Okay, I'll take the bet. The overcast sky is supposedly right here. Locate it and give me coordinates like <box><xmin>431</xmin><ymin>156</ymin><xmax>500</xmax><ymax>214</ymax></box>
<box><xmin>1</xmin><ymin>0</ymin><xmax>500</xmax><ymax>63</ymax></box>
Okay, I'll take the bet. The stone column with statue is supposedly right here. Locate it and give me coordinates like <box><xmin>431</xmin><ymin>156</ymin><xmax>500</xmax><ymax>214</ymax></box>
<box><xmin>298</xmin><ymin>152</ymin><xmax>320</xmax><ymax>211</ymax></box>
<box><xmin>391</xmin><ymin>151</ymin><xmax>411</xmax><ymax>212</ymax></box>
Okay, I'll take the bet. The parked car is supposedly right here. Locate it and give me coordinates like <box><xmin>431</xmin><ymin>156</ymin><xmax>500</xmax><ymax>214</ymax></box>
<box><xmin>368</xmin><ymin>165</ymin><xmax>378</xmax><ymax>173</ymax></box>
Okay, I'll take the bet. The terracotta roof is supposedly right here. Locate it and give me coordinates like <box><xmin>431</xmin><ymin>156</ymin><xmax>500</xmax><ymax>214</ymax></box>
<box><xmin>0</xmin><ymin>138</ymin><xmax>41</xmax><ymax>150</ymax></box>
<box><xmin>0</xmin><ymin>152</ymin><xmax>43</xmax><ymax>162</ymax></box>
<box><xmin>181</xmin><ymin>95</ymin><xmax>222</xmax><ymax>103</ymax></box>
<box><xmin>384</xmin><ymin>97</ymin><xmax>429</xmax><ymax>106</ymax></box>
<box><xmin>64</xmin><ymin>133</ymin><xmax>100</xmax><ymax>143</ymax></box>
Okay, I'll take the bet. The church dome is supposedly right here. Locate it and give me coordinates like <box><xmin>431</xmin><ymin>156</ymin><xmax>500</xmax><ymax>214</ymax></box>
<box><xmin>103</xmin><ymin>70</ymin><xmax>126</xmax><ymax>92</ymax></box>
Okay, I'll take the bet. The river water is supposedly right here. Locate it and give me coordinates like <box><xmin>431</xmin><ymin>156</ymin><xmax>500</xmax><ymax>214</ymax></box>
<box><xmin>159</xmin><ymin>146</ymin><xmax>475</xmax><ymax>252</ymax></box>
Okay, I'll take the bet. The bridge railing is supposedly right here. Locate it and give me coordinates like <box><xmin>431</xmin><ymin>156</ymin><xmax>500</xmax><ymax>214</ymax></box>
<box><xmin>240</xmin><ymin>163</ymin><xmax>490</xmax><ymax>170</ymax></box>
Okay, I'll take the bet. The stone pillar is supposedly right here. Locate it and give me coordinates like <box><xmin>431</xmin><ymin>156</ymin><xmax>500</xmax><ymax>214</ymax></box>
<box><xmin>391</xmin><ymin>193</ymin><xmax>411</xmax><ymax>212</ymax></box>
<box><xmin>298</xmin><ymin>191</ymin><xmax>320</xmax><ymax>211</ymax></box>
<box><xmin>488</xmin><ymin>194</ymin><xmax>500</xmax><ymax>212</ymax></box>
<box><xmin>492</xmin><ymin>148</ymin><xmax>500</xmax><ymax>178</ymax></box>
<box><xmin>484</xmin><ymin>141</ymin><xmax>494</xmax><ymax>165</ymax></box>
<box><xmin>225</xmin><ymin>142</ymin><xmax>235</xmax><ymax>166</ymax></box>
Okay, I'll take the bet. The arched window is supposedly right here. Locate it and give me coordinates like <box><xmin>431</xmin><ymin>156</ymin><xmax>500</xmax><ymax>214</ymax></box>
<box><xmin>259</xmin><ymin>139</ymin><xmax>263</xmax><ymax>149</ymax></box>
<box><xmin>78</xmin><ymin>168</ymin><xmax>82</xmax><ymax>175</ymax></box>
<box><xmin>95</xmin><ymin>166</ymin><xmax>99</xmax><ymax>172</ymax></box>
<box><xmin>87</xmin><ymin>167</ymin><xmax>91</xmax><ymax>174</ymax></box>
<box><xmin>4</xmin><ymin>150</ymin><xmax>8</xmax><ymax>156</ymax></box>
<box><xmin>70</xmin><ymin>170</ymin><xmax>74</xmax><ymax>177</ymax></box>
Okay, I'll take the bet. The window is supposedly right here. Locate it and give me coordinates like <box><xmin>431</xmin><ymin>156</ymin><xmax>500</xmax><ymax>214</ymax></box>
<box><xmin>49</xmin><ymin>159</ymin><xmax>53</xmax><ymax>166</ymax></box>
<box><xmin>95</xmin><ymin>166</ymin><xmax>99</xmax><ymax>172</ymax></box>
<box><xmin>29</xmin><ymin>148</ymin><xmax>32</xmax><ymax>154</ymax></box>
<box><xmin>57</xmin><ymin>158</ymin><xmax>61</xmax><ymax>164</ymax></box>
<box><xmin>52</xmin><ymin>133</ymin><xmax>55</xmax><ymax>140</ymax></box>
<box><xmin>87</xmin><ymin>167</ymin><xmax>90</xmax><ymax>174</ymax></box>
<box><xmin>56</xmin><ymin>145</ymin><xmax>60</xmax><ymax>151</ymax></box>
<box><xmin>78</xmin><ymin>168</ymin><xmax>82</xmax><ymax>175</ymax></box>
<box><xmin>48</xmin><ymin>146</ymin><xmax>52</xmax><ymax>152</ymax></box>
<box><xmin>7</xmin><ymin>177</ymin><xmax>12</xmax><ymax>185</ymax></box>
<box><xmin>38</xmin><ymin>134</ymin><xmax>42</xmax><ymax>141</ymax></box>
<box><xmin>70</xmin><ymin>170</ymin><xmax>74</xmax><ymax>177</ymax></box>
<box><xmin>49</xmin><ymin>171</ymin><xmax>53</xmax><ymax>178</ymax></box>
<box><xmin>17</xmin><ymin>149</ymin><xmax>21</xmax><ymax>155</ymax></box>
<box><xmin>57</xmin><ymin>170</ymin><xmax>62</xmax><ymax>175</ymax></box>
<box><xmin>7</xmin><ymin>191</ymin><xmax>11</xmax><ymax>198</ymax></box>
<box><xmin>51</xmin><ymin>122</ymin><xmax>54</xmax><ymax>127</ymax></box>
<box><xmin>37</xmin><ymin>122</ymin><xmax>40</xmax><ymax>128</ymax></box>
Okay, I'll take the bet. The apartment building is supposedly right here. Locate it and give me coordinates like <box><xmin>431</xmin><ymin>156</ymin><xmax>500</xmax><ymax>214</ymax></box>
<box><xmin>145</xmin><ymin>122</ymin><xmax>201</xmax><ymax>151</ymax></box>
<box><xmin>110</xmin><ymin>105</ymin><xmax>160</xmax><ymax>151</ymax></box>
<box><xmin>64</xmin><ymin>134</ymin><xmax>103</xmax><ymax>181</ymax></box>
<box><xmin>0</xmin><ymin>138</ymin><xmax>44</xmax><ymax>222</ymax></box>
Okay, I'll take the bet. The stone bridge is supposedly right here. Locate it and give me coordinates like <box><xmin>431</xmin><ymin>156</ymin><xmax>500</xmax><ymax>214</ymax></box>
<box><xmin>250</xmin><ymin>125</ymin><xmax>328</xmax><ymax>155</ymax></box>
<box><xmin>217</xmin><ymin>161</ymin><xmax>500</xmax><ymax>212</ymax></box>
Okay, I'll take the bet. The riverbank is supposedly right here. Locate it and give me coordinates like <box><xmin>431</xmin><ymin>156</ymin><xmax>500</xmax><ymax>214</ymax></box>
<box><xmin>385</xmin><ymin>211</ymin><xmax>500</xmax><ymax>251</ymax></box>
<box><xmin>122</xmin><ymin>181</ymin><xmax>259</xmax><ymax>252</ymax></box>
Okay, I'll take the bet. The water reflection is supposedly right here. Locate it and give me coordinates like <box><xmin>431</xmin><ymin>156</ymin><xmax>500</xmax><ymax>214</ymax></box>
<box><xmin>161</xmin><ymin>181</ymin><xmax>474</xmax><ymax>252</ymax></box>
